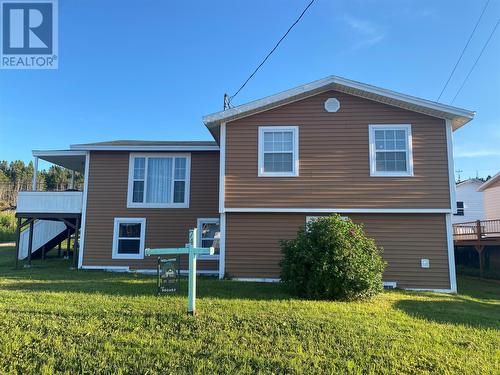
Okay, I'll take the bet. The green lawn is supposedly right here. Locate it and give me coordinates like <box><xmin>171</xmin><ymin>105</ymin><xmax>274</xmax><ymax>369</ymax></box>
<box><xmin>0</xmin><ymin>246</ymin><xmax>498</xmax><ymax>374</ymax></box>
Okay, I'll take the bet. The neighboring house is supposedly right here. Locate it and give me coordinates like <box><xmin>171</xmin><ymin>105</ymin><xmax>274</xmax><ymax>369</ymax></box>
<box><xmin>16</xmin><ymin>75</ymin><xmax>475</xmax><ymax>292</ymax></box>
<box><xmin>452</xmin><ymin>179</ymin><xmax>485</xmax><ymax>224</ymax></box>
<box><xmin>478</xmin><ymin>172</ymin><xmax>500</xmax><ymax>220</ymax></box>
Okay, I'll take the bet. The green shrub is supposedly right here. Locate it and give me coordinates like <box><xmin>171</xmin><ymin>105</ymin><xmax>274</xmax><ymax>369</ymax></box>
<box><xmin>280</xmin><ymin>215</ymin><xmax>386</xmax><ymax>301</ymax></box>
<box><xmin>0</xmin><ymin>211</ymin><xmax>16</xmax><ymax>242</ymax></box>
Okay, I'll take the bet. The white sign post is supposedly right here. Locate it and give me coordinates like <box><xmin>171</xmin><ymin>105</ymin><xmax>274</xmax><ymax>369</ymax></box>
<box><xmin>145</xmin><ymin>228</ymin><xmax>213</xmax><ymax>315</ymax></box>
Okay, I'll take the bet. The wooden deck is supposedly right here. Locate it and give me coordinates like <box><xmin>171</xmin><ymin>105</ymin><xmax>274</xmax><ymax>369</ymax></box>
<box><xmin>453</xmin><ymin>219</ymin><xmax>500</xmax><ymax>277</ymax></box>
<box><xmin>453</xmin><ymin>219</ymin><xmax>500</xmax><ymax>246</ymax></box>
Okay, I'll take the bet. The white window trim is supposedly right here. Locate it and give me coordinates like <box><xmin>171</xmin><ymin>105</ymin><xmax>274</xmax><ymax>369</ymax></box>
<box><xmin>112</xmin><ymin>217</ymin><xmax>146</xmax><ymax>260</ymax></box>
<box><xmin>368</xmin><ymin>124</ymin><xmax>414</xmax><ymax>177</ymax></box>
<box><xmin>127</xmin><ymin>153</ymin><xmax>191</xmax><ymax>208</ymax></box>
<box><xmin>197</xmin><ymin>218</ymin><xmax>220</xmax><ymax>260</ymax></box>
<box><xmin>258</xmin><ymin>126</ymin><xmax>299</xmax><ymax>177</ymax></box>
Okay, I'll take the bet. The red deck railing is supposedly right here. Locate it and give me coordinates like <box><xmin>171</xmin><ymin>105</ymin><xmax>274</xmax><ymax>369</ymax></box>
<box><xmin>453</xmin><ymin>219</ymin><xmax>500</xmax><ymax>241</ymax></box>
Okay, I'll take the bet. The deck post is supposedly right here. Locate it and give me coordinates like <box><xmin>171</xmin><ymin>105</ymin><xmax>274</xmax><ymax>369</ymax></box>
<box><xmin>32</xmin><ymin>156</ymin><xmax>38</xmax><ymax>191</ymax></box>
<box><xmin>73</xmin><ymin>217</ymin><xmax>80</xmax><ymax>269</ymax></box>
<box><xmin>57</xmin><ymin>242</ymin><xmax>61</xmax><ymax>257</ymax></box>
<box><xmin>27</xmin><ymin>220</ymin><xmax>34</xmax><ymax>268</ymax></box>
<box><xmin>65</xmin><ymin>228</ymin><xmax>71</xmax><ymax>259</ymax></box>
<box><xmin>14</xmin><ymin>217</ymin><xmax>21</xmax><ymax>268</ymax></box>
<box><xmin>188</xmin><ymin>228</ymin><xmax>198</xmax><ymax>315</ymax></box>
<box><xmin>476</xmin><ymin>245</ymin><xmax>485</xmax><ymax>279</ymax></box>
<box><xmin>41</xmin><ymin>245</ymin><xmax>45</xmax><ymax>262</ymax></box>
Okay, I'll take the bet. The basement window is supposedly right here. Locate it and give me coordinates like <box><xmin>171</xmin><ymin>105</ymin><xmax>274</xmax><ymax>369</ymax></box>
<box><xmin>369</xmin><ymin>124</ymin><xmax>414</xmax><ymax>177</ymax></box>
<box><xmin>258</xmin><ymin>126</ymin><xmax>299</xmax><ymax>177</ymax></box>
<box><xmin>112</xmin><ymin>218</ymin><xmax>146</xmax><ymax>259</ymax></box>
<box><xmin>127</xmin><ymin>153</ymin><xmax>190</xmax><ymax>208</ymax></box>
<box><xmin>197</xmin><ymin>218</ymin><xmax>220</xmax><ymax>260</ymax></box>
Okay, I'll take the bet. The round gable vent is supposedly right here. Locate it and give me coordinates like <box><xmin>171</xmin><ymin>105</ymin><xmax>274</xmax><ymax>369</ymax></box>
<box><xmin>324</xmin><ymin>98</ymin><xmax>340</xmax><ymax>113</ymax></box>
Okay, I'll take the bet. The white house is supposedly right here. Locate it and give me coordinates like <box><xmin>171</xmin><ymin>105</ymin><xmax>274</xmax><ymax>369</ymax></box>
<box><xmin>452</xmin><ymin>179</ymin><xmax>485</xmax><ymax>224</ymax></box>
<box><xmin>478</xmin><ymin>172</ymin><xmax>500</xmax><ymax>220</ymax></box>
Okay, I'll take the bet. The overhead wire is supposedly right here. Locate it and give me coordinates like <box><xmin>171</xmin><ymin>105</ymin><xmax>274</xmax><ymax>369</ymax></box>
<box><xmin>227</xmin><ymin>0</ymin><xmax>316</xmax><ymax>107</ymax></box>
<box><xmin>436</xmin><ymin>0</ymin><xmax>491</xmax><ymax>102</ymax></box>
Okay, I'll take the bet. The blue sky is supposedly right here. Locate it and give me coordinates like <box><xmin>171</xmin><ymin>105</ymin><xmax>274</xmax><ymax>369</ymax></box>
<box><xmin>0</xmin><ymin>0</ymin><xmax>499</xmax><ymax>179</ymax></box>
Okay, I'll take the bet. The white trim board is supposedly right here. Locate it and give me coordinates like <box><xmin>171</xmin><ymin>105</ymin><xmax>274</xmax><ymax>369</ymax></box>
<box><xmin>445</xmin><ymin>119</ymin><xmax>457</xmax><ymax>212</ymax></box>
<box><xmin>218</xmin><ymin>213</ymin><xmax>226</xmax><ymax>279</ymax></box>
<box><xmin>445</xmin><ymin>213</ymin><xmax>457</xmax><ymax>293</ymax></box>
<box><xmin>81</xmin><ymin>265</ymin><xmax>130</xmax><ymax>272</ymax></box>
<box><xmin>78</xmin><ymin>152</ymin><xmax>90</xmax><ymax>269</ymax></box>
<box><xmin>219</xmin><ymin>122</ymin><xmax>226</xmax><ymax>213</ymax></box>
<box><xmin>203</xmin><ymin>75</ymin><xmax>475</xmax><ymax>130</ymax></box>
<box><xmin>32</xmin><ymin>150</ymin><xmax>88</xmax><ymax>157</ymax></box>
<box><xmin>232</xmin><ymin>277</ymin><xmax>281</xmax><ymax>283</ymax></box>
<box><xmin>224</xmin><ymin>208</ymin><xmax>452</xmax><ymax>213</ymax></box>
<box><xmin>70</xmin><ymin>145</ymin><xmax>219</xmax><ymax>152</ymax></box>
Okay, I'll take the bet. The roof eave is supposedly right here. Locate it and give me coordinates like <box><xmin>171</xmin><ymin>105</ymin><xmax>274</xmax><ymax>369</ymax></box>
<box><xmin>477</xmin><ymin>172</ymin><xmax>500</xmax><ymax>192</ymax></box>
<box><xmin>203</xmin><ymin>75</ymin><xmax>475</xmax><ymax>131</ymax></box>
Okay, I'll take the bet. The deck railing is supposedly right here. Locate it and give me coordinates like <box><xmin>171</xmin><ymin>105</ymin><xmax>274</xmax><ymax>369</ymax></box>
<box><xmin>453</xmin><ymin>219</ymin><xmax>500</xmax><ymax>241</ymax></box>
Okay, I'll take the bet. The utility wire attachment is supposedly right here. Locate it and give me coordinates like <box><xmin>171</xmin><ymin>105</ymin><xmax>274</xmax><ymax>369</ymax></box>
<box><xmin>227</xmin><ymin>0</ymin><xmax>316</xmax><ymax>107</ymax></box>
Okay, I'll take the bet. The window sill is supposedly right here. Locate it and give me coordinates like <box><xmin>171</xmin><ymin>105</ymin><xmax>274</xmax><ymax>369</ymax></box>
<box><xmin>258</xmin><ymin>172</ymin><xmax>299</xmax><ymax>177</ymax></box>
<box><xmin>127</xmin><ymin>203</ymin><xmax>189</xmax><ymax>209</ymax></box>
<box><xmin>112</xmin><ymin>254</ymin><xmax>144</xmax><ymax>260</ymax></box>
<box><xmin>370</xmin><ymin>172</ymin><xmax>414</xmax><ymax>177</ymax></box>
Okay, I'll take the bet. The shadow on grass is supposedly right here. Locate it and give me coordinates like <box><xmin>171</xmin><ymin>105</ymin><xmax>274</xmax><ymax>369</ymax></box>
<box><xmin>0</xmin><ymin>272</ymin><xmax>293</xmax><ymax>301</ymax></box>
<box><xmin>394</xmin><ymin>297</ymin><xmax>500</xmax><ymax>329</ymax></box>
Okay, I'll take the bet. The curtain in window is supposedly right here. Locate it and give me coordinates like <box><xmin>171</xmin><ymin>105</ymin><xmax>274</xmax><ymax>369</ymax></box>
<box><xmin>146</xmin><ymin>158</ymin><xmax>172</xmax><ymax>203</ymax></box>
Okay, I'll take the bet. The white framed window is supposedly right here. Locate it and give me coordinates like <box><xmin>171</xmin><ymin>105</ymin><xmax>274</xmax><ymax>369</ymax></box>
<box><xmin>112</xmin><ymin>218</ymin><xmax>146</xmax><ymax>259</ymax></box>
<box><xmin>258</xmin><ymin>126</ymin><xmax>299</xmax><ymax>177</ymax></box>
<box><xmin>127</xmin><ymin>153</ymin><xmax>191</xmax><ymax>208</ymax></box>
<box><xmin>197</xmin><ymin>218</ymin><xmax>220</xmax><ymax>260</ymax></box>
<box><xmin>369</xmin><ymin>124</ymin><xmax>414</xmax><ymax>177</ymax></box>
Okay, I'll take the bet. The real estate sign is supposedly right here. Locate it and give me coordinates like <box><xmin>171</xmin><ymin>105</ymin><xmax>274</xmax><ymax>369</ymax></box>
<box><xmin>157</xmin><ymin>257</ymin><xmax>179</xmax><ymax>294</ymax></box>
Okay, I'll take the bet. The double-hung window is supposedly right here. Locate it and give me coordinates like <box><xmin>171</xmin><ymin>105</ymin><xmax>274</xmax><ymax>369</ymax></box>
<box><xmin>197</xmin><ymin>218</ymin><xmax>220</xmax><ymax>260</ymax></box>
<box><xmin>112</xmin><ymin>218</ymin><xmax>146</xmax><ymax>259</ymax></box>
<box><xmin>128</xmin><ymin>153</ymin><xmax>190</xmax><ymax>208</ymax></box>
<box><xmin>258</xmin><ymin>126</ymin><xmax>299</xmax><ymax>177</ymax></box>
<box><xmin>369</xmin><ymin>124</ymin><xmax>413</xmax><ymax>177</ymax></box>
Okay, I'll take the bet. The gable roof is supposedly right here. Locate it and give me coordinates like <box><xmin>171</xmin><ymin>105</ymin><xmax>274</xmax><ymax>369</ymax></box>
<box><xmin>70</xmin><ymin>140</ymin><xmax>219</xmax><ymax>151</ymax></box>
<box><xmin>203</xmin><ymin>75</ymin><xmax>475</xmax><ymax>139</ymax></box>
<box><xmin>456</xmin><ymin>178</ymin><xmax>484</xmax><ymax>188</ymax></box>
<box><xmin>478</xmin><ymin>172</ymin><xmax>500</xmax><ymax>192</ymax></box>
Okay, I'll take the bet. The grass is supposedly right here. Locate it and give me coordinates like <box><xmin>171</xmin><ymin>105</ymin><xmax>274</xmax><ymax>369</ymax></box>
<box><xmin>0</xmin><ymin>246</ymin><xmax>498</xmax><ymax>374</ymax></box>
<box><xmin>0</xmin><ymin>211</ymin><xmax>16</xmax><ymax>242</ymax></box>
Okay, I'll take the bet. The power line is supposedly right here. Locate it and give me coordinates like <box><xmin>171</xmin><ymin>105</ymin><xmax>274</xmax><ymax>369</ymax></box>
<box><xmin>451</xmin><ymin>18</ymin><xmax>500</xmax><ymax>104</ymax></box>
<box><xmin>226</xmin><ymin>0</ymin><xmax>316</xmax><ymax>108</ymax></box>
<box><xmin>436</xmin><ymin>0</ymin><xmax>490</xmax><ymax>102</ymax></box>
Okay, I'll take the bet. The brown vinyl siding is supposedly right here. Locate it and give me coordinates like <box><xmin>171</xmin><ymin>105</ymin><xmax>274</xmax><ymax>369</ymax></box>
<box><xmin>225</xmin><ymin>89</ymin><xmax>450</xmax><ymax>209</ymax></box>
<box><xmin>82</xmin><ymin>151</ymin><xmax>219</xmax><ymax>270</ymax></box>
<box><xmin>225</xmin><ymin>213</ymin><xmax>451</xmax><ymax>289</ymax></box>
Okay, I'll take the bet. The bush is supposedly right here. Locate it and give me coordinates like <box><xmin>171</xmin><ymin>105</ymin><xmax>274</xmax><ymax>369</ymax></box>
<box><xmin>280</xmin><ymin>215</ymin><xmax>386</xmax><ymax>301</ymax></box>
<box><xmin>0</xmin><ymin>210</ymin><xmax>16</xmax><ymax>242</ymax></box>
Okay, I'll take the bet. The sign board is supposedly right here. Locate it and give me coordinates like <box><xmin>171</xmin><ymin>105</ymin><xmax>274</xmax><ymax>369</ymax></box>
<box><xmin>157</xmin><ymin>257</ymin><xmax>179</xmax><ymax>294</ymax></box>
<box><xmin>146</xmin><ymin>228</ymin><xmax>214</xmax><ymax>315</ymax></box>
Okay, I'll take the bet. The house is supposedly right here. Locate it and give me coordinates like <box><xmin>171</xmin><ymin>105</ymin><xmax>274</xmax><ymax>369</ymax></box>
<box><xmin>452</xmin><ymin>179</ymin><xmax>485</xmax><ymax>224</ymax></box>
<box><xmin>15</xmin><ymin>76</ymin><xmax>475</xmax><ymax>292</ymax></box>
<box><xmin>477</xmin><ymin>172</ymin><xmax>500</xmax><ymax>220</ymax></box>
